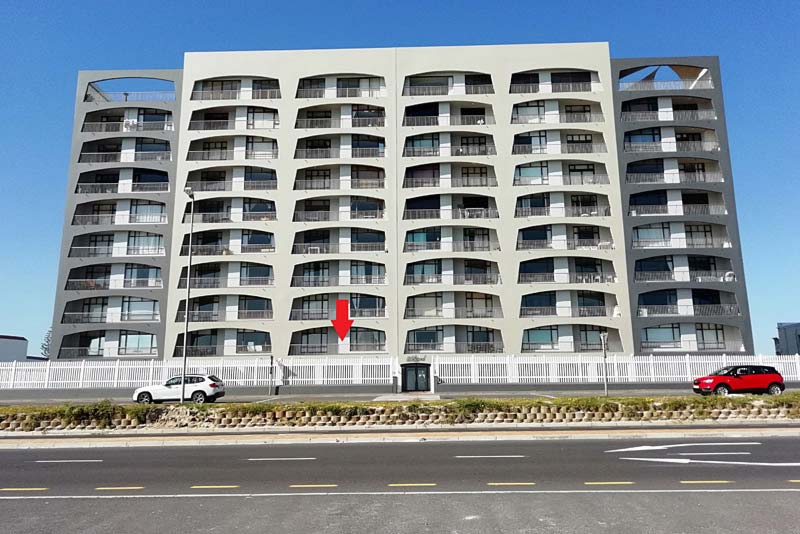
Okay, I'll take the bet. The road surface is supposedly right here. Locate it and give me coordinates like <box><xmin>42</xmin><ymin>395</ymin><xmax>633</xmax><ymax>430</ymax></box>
<box><xmin>1</xmin><ymin>436</ymin><xmax>799</xmax><ymax>532</ymax></box>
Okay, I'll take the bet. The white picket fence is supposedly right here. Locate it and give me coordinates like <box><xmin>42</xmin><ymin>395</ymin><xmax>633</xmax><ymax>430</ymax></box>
<box><xmin>0</xmin><ymin>354</ymin><xmax>798</xmax><ymax>390</ymax></box>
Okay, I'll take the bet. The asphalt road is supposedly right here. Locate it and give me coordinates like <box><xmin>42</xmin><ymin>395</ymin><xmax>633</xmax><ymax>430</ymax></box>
<box><xmin>1</xmin><ymin>437</ymin><xmax>799</xmax><ymax>533</ymax></box>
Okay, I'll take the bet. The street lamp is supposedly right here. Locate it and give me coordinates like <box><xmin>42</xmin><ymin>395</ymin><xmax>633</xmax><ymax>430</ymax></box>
<box><xmin>180</xmin><ymin>187</ymin><xmax>195</xmax><ymax>404</ymax></box>
<box><xmin>600</xmin><ymin>331</ymin><xmax>609</xmax><ymax>397</ymax></box>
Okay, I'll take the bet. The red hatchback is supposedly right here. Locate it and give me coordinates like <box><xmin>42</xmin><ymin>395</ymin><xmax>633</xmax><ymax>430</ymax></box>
<box><xmin>693</xmin><ymin>365</ymin><xmax>785</xmax><ymax>396</ymax></box>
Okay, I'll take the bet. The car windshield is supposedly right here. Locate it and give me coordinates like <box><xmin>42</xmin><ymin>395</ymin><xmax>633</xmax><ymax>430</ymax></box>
<box><xmin>710</xmin><ymin>366</ymin><xmax>735</xmax><ymax>376</ymax></box>
<box><xmin>208</xmin><ymin>375</ymin><xmax>222</xmax><ymax>383</ymax></box>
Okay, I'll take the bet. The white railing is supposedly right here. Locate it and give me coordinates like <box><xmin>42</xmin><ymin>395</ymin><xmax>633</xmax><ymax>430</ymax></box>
<box><xmin>4</xmin><ymin>354</ymin><xmax>798</xmax><ymax>389</ymax></box>
<box><xmin>84</xmin><ymin>91</ymin><xmax>176</xmax><ymax>102</ymax></box>
<box><xmin>619</xmin><ymin>80</ymin><xmax>715</xmax><ymax>91</ymax></box>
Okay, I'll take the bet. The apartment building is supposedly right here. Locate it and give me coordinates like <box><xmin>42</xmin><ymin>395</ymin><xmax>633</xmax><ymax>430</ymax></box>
<box><xmin>51</xmin><ymin>42</ymin><xmax>753</xmax><ymax>388</ymax></box>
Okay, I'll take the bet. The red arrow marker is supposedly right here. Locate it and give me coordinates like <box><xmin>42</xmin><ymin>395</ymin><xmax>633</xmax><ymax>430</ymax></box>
<box><xmin>331</xmin><ymin>299</ymin><xmax>354</xmax><ymax>341</ymax></box>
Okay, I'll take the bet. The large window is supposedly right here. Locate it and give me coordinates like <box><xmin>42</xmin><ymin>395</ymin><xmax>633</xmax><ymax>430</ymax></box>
<box><xmin>523</xmin><ymin>327</ymin><xmax>558</xmax><ymax>350</ymax></box>
<box><xmin>641</xmin><ymin>324</ymin><xmax>681</xmax><ymax>348</ymax></box>
<box><xmin>121</xmin><ymin>297</ymin><xmax>159</xmax><ymax>321</ymax></box>
<box><xmin>515</xmin><ymin>162</ymin><xmax>548</xmax><ymax>185</ymax></box>
<box><xmin>350</xmin><ymin>328</ymin><xmax>385</xmax><ymax>350</ymax></box>
<box><xmin>696</xmin><ymin>323</ymin><xmax>725</xmax><ymax>349</ymax></box>
<box><xmin>119</xmin><ymin>331</ymin><xmax>157</xmax><ymax>356</ymax></box>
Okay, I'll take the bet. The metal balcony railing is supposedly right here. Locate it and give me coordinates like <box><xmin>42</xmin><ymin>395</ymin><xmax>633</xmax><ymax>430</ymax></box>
<box><xmin>251</xmin><ymin>88</ymin><xmax>281</xmax><ymax>99</ymax></box>
<box><xmin>569</xmin><ymin>272</ymin><xmax>617</xmax><ymax>284</ymax></box>
<box><xmin>621</xmin><ymin>110</ymin><xmax>717</xmax><ymax>122</ymax></box>
<box><xmin>464</xmin><ymin>84</ymin><xmax>494</xmax><ymax>95</ymax></box>
<box><xmin>451</xmin><ymin>176</ymin><xmax>498</xmax><ymax>187</ymax></box>
<box><xmin>449</xmin><ymin>115</ymin><xmax>494</xmax><ymax>126</ymax></box>
<box><xmin>403</xmin><ymin>116</ymin><xmax>439</xmax><ymax>127</ymax></box>
<box><xmin>180</xmin><ymin>243</ymin><xmax>275</xmax><ymax>256</ymax></box>
<box><xmin>619</xmin><ymin>80</ymin><xmax>715</xmax><ymax>91</ymax></box>
<box><xmin>295</xmin><ymin>118</ymin><xmax>339</xmax><ymax>129</ymax></box>
<box><xmin>403</xmin><ymin>85</ymin><xmax>450</xmax><ymax>96</ymax></box>
<box><xmin>188</xmin><ymin>119</ymin><xmax>235</xmax><ymax>131</ymax></box>
<box><xmin>351</xmin><ymin>147</ymin><xmax>385</xmax><ymax>158</ymax></box>
<box><xmin>562</xmin><ymin>143</ymin><xmax>607</xmax><ymax>154</ymax></box>
<box><xmin>404</xmin><ymin>341</ymin><xmax>504</xmax><ymax>354</ymax></box>
<box><xmin>451</xmin><ymin>145</ymin><xmax>497</xmax><ymax>156</ymax></box>
<box><xmin>454</xmin><ymin>307</ymin><xmax>502</xmax><ymax>319</ymax></box>
<box><xmin>682</xmin><ymin>204</ymin><xmax>727</xmax><ymax>216</ymax></box>
<box><xmin>630</xmin><ymin>237</ymin><xmax>732</xmax><ymax>249</ymax></box>
<box><xmin>242</xmin><ymin>211</ymin><xmax>277</xmax><ymax>221</ymax></box>
<box><xmin>236</xmin><ymin>345</ymin><xmax>272</xmax><ymax>354</ymax></box>
<box><xmin>293</xmin><ymin>211</ymin><xmax>339</xmax><ymax>222</ymax></box>
<box><xmin>296</xmin><ymin>88</ymin><xmax>326</xmax><ymax>99</ymax></box>
<box><xmin>515</xmin><ymin>206</ymin><xmax>550</xmax><ymax>217</ymax></box>
<box><xmin>404</xmin><ymin>274</ymin><xmax>443</xmax><ymax>285</ymax></box>
<box><xmin>336</xmin><ymin>87</ymin><xmax>382</xmax><ymax>98</ymax></box>
<box><xmin>519</xmin><ymin>307</ymin><xmax>559</xmax><ymax>317</ymax></box>
<box><xmin>403</xmin><ymin>208</ymin><xmax>442</xmax><ymax>220</ymax></box>
<box><xmin>237</xmin><ymin>309</ymin><xmax>274</xmax><ymax>320</ymax></box>
<box><xmin>287</xmin><ymin>343</ymin><xmax>387</xmax><ymax>355</ymax></box>
<box><xmin>403</xmin><ymin>146</ymin><xmax>440</xmax><ymax>157</ymax></box>
<box><xmin>517</xmin><ymin>240</ymin><xmax>553</xmax><ymax>250</ymax></box>
<box><xmin>637</xmin><ymin>304</ymin><xmax>740</xmax><ymax>317</ymax></box>
<box><xmin>190</xmin><ymin>90</ymin><xmax>241</xmax><ymax>100</ymax></box>
<box><xmin>567</xmin><ymin>239</ymin><xmax>614</xmax><ymax>250</ymax></box>
<box><xmin>64</xmin><ymin>278</ymin><xmax>163</xmax><ymax>290</ymax></box>
<box><xmin>187</xmin><ymin>150</ymin><xmax>233</xmax><ymax>161</ymax></box>
<box><xmin>509</xmin><ymin>83</ymin><xmax>540</xmax><ymax>94</ymax></box>
<box><xmin>84</xmin><ymin>91</ymin><xmax>176</xmax><ymax>102</ymax></box>
<box><xmin>403</xmin><ymin>176</ymin><xmax>440</xmax><ymax>188</ymax></box>
<box><xmin>81</xmin><ymin>121</ymin><xmax>174</xmax><ymax>133</ymax></box>
<box><xmin>517</xmin><ymin>273</ymin><xmax>556</xmax><ymax>283</ymax></box>
<box><xmin>352</xmin><ymin>117</ymin><xmax>386</xmax><ymax>128</ymax></box>
<box><xmin>352</xmin><ymin>178</ymin><xmax>385</xmax><ymax>189</ymax></box>
<box><xmin>294</xmin><ymin>148</ymin><xmax>338</xmax><ymax>159</ymax></box>
<box><xmin>245</xmin><ymin>149</ymin><xmax>279</xmax><ymax>159</ymax></box>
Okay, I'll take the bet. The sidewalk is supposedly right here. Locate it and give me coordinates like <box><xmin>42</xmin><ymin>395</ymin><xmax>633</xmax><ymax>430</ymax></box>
<box><xmin>2</xmin><ymin>421</ymin><xmax>799</xmax><ymax>449</ymax></box>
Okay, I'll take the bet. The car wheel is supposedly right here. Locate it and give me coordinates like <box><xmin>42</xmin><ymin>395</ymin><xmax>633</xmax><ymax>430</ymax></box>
<box><xmin>714</xmin><ymin>384</ymin><xmax>731</xmax><ymax>396</ymax></box>
<box><xmin>137</xmin><ymin>392</ymin><xmax>153</xmax><ymax>404</ymax></box>
<box><xmin>768</xmin><ymin>383</ymin><xmax>783</xmax><ymax>396</ymax></box>
<box><xmin>190</xmin><ymin>391</ymin><xmax>207</xmax><ymax>404</ymax></box>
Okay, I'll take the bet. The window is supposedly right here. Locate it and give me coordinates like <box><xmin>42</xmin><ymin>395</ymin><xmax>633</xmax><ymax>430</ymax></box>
<box><xmin>517</xmin><ymin>193</ymin><xmax>550</xmax><ymax>209</ymax></box>
<box><xmin>565</xmin><ymin>104</ymin><xmax>591</xmax><ymax>114</ymax></box>
<box><xmin>245</xmin><ymin>167</ymin><xmax>276</xmax><ymax>182</ymax></box>
<box><xmin>688</xmin><ymin>256</ymin><xmax>717</xmax><ymax>272</ymax></box>
<box><xmin>513</xmin><ymin>101</ymin><xmax>545</xmax><ymax>123</ymax></box>
<box><xmin>577</xmin><ymin>291</ymin><xmax>605</xmax><ymax>307</ymax></box>
<box><xmin>624</xmin><ymin>128</ymin><xmax>661</xmax><ymax>143</ymax></box>
<box><xmin>406</xmin><ymin>261</ymin><xmax>441</xmax><ymax>276</ymax></box>
<box><xmin>638</xmin><ymin>290</ymin><xmax>677</xmax><ymax>306</ymax></box>
<box><xmin>119</xmin><ymin>331</ymin><xmax>157</xmax><ymax>355</ymax></box>
<box><xmin>350</xmin><ymin>328</ymin><xmax>385</xmax><ymax>350</ymax></box>
<box><xmin>202</xmin><ymin>141</ymin><xmax>227</xmax><ymax>151</ymax></box>
<box><xmin>515</xmin><ymin>162</ymin><xmax>548</xmax><ymax>185</ymax></box>
<box><xmin>127</xmin><ymin>231</ymin><xmax>162</xmax><ymax>252</ymax></box>
<box><xmin>521</xmin><ymin>292</ymin><xmax>556</xmax><ymax>307</ymax></box>
<box><xmin>566</xmin><ymin>134</ymin><xmax>592</xmax><ymax>144</ymax></box>
<box><xmin>568</xmin><ymin>163</ymin><xmax>595</xmax><ymax>177</ymax></box>
<box><xmin>252</xmin><ymin>79</ymin><xmax>279</xmax><ymax>91</ymax></box>
<box><xmin>573</xmin><ymin>226</ymin><xmax>599</xmax><ymax>240</ymax></box>
<box><xmin>461</xmin><ymin>166</ymin><xmax>488</xmax><ymax>178</ymax></box>
<box><xmin>579</xmin><ymin>326</ymin><xmax>606</xmax><ymax>350</ymax></box>
<box><xmin>351</xmin><ymin>261</ymin><xmax>384</xmax><ymax>280</ymax></box>
<box><xmin>247</xmin><ymin>107</ymin><xmax>276</xmax><ymax>129</ymax></box>
<box><xmin>135</xmin><ymin>138</ymin><xmax>169</xmax><ymax>152</ymax></box>
<box><xmin>200</xmin><ymin>80</ymin><xmax>240</xmax><ymax>92</ymax></box>
<box><xmin>516</xmin><ymin>131</ymin><xmax>547</xmax><ymax>146</ymax></box>
<box><xmin>237</xmin><ymin>330</ymin><xmax>270</xmax><ymax>350</ymax></box>
<box><xmin>696</xmin><ymin>323</ymin><xmax>725</xmax><ymax>349</ymax></box>
<box><xmin>633</xmin><ymin>223</ymin><xmax>670</xmax><ymax>241</ymax></box>
<box><xmin>679</xmin><ymin>161</ymin><xmax>706</xmax><ymax>173</ymax></box>
<box><xmin>302</xmin><ymin>262</ymin><xmax>329</xmax><ymax>277</ymax></box>
<box><xmin>622</xmin><ymin>98</ymin><xmax>658</xmax><ymax>113</ymax></box>
<box><xmin>125</xmin><ymin>264</ymin><xmax>160</xmax><ymax>283</ymax></box>
<box><xmin>138</xmin><ymin>108</ymin><xmax>170</xmax><ymax>123</ymax></box>
<box><xmin>636</xmin><ymin>256</ymin><xmax>673</xmax><ymax>272</ymax></box>
<box><xmin>574</xmin><ymin>258</ymin><xmax>602</xmax><ymax>273</ymax></box>
<box><xmin>407</xmin><ymin>134</ymin><xmax>439</xmax><ymax>148</ymax></box>
<box><xmin>523</xmin><ymin>327</ymin><xmax>558</xmax><ymax>350</ymax></box>
<box><xmin>520</xmin><ymin>225</ymin><xmax>551</xmax><ymax>241</ymax></box>
<box><xmin>122</xmin><ymin>297</ymin><xmax>158</xmax><ymax>320</ymax></box>
<box><xmin>409</xmin><ymin>327</ymin><xmax>443</xmax><ymax>345</ymax></box>
<box><xmin>641</xmin><ymin>324</ymin><xmax>681</xmax><ymax>346</ymax></box>
<box><xmin>130</xmin><ymin>200</ymin><xmax>164</xmax><ymax>223</ymax></box>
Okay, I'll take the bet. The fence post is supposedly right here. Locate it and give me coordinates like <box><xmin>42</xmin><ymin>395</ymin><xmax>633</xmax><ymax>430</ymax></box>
<box><xmin>44</xmin><ymin>360</ymin><xmax>51</xmax><ymax>388</ymax></box>
<box><xmin>113</xmin><ymin>359</ymin><xmax>120</xmax><ymax>388</ymax></box>
<box><xmin>649</xmin><ymin>354</ymin><xmax>655</xmax><ymax>382</ymax></box>
<box><xmin>470</xmin><ymin>354</ymin><xmax>478</xmax><ymax>384</ymax></box>
<box><xmin>148</xmin><ymin>359</ymin><xmax>155</xmax><ymax>385</ymax></box>
<box><xmin>355</xmin><ymin>356</ymin><xmax>363</xmax><ymax>385</ymax></box>
<box><xmin>79</xmin><ymin>360</ymin><xmax>85</xmax><ymax>388</ymax></box>
<box><xmin>795</xmin><ymin>354</ymin><xmax>800</xmax><ymax>381</ymax></box>
<box><xmin>323</xmin><ymin>356</ymin><xmax>329</xmax><ymax>385</ymax></box>
<box><xmin>9</xmin><ymin>360</ymin><xmax>17</xmax><ymax>389</ymax></box>
<box><xmin>685</xmin><ymin>354</ymin><xmax>691</xmax><ymax>382</ymax></box>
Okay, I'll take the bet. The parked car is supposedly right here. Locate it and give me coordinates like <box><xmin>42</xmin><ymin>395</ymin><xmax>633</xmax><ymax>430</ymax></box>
<box><xmin>133</xmin><ymin>374</ymin><xmax>225</xmax><ymax>404</ymax></box>
<box><xmin>692</xmin><ymin>365</ymin><xmax>784</xmax><ymax>396</ymax></box>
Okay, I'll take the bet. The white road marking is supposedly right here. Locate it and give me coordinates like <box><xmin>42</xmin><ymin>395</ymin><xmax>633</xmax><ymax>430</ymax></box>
<box><xmin>620</xmin><ymin>457</ymin><xmax>800</xmax><ymax>467</ymax></box>
<box><xmin>34</xmin><ymin>460</ymin><xmax>103</xmax><ymax>464</ymax></box>
<box><xmin>1</xmin><ymin>488</ymin><xmax>799</xmax><ymax>500</ymax></box>
<box><xmin>675</xmin><ymin>452</ymin><xmax>751</xmax><ymax>456</ymax></box>
<box><xmin>606</xmin><ymin>442</ymin><xmax>761</xmax><ymax>453</ymax></box>
<box><xmin>246</xmin><ymin>457</ymin><xmax>317</xmax><ymax>461</ymax></box>
<box><xmin>454</xmin><ymin>455</ymin><xmax>527</xmax><ymax>459</ymax></box>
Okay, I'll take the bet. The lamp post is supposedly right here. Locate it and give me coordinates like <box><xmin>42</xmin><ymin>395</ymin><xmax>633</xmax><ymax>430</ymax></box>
<box><xmin>180</xmin><ymin>187</ymin><xmax>195</xmax><ymax>404</ymax></box>
<box><xmin>600</xmin><ymin>331</ymin><xmax>609</xmax><ymax>397</ymax></box>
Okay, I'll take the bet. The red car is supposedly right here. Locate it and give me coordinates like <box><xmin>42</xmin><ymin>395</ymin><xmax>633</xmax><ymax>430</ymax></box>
<box><xmin>693</xmin><ymin>365</ymin><xmax>785</xmax><ymax>396</ymax></box>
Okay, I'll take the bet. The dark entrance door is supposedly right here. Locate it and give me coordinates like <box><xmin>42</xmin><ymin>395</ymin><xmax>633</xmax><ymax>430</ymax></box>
<box><xmin>402</xmin><ymin>364</ymin><xmax>430</xmax><ymax>392</ymax></box>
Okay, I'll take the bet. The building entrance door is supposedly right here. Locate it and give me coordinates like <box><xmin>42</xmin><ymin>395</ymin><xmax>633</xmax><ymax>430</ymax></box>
<box><xmin>402</xmin><ymin>364</ymin><xmax>430</xmax><ymax>392</ymax></box>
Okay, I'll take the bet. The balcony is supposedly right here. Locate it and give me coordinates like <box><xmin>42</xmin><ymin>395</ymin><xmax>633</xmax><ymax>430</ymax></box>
<box><xmin>184</xmin><ymin>179</ymin><xmax>278</xmax><ymax>192</ymax></box>
<box><xmin>290</xmin><ymin>275</ymin><xmax>386</xmax><ymax>287</ymax></box>
<box><xmin>625</xmin><ymin>172</ymin><xmax>725</xmax><ymax>184</ymax></box>
<box><xmin>510</xmin><ymin>112</ymin><xmax>605</xmax><ymax>125</ymax></box>
<box><xmin>511</xmin><ymin>143</ymin><xmax>607</xmax><ymax>155</ymax></box>
<box><xmin>620</xmin><ymin>110</ymin><xmax>717</xmax><ymax>122</ymax></box>
<box><xmin>517</xmin><ymin>272</ymin><xmax>617</xmax><ymax>284</ymax></box>
<box><xmin>82</xmin><ymin>121</ymin><xmax>175</xmax><ymax>133</ymax></box>
<box><xmin>516</xmin><ymin>239</ymin><xmax>614</xmax><ymax>251</ymax></box>
<box><xmin>180</xmin><ymin>243</ymin><xmax>275</xmax><ymax>256</ymax></box>
<box><xmin>72</xmin><ymin>213</ymin><xmax>167</xmax><ymax>225</ymax></box>
<box><xmin>519</xmin><ymin>306</ymin><xmax>616</xmax><ymax>318</ymax></box>
<box><xmin>631</xmin><ymin>237</ymin><xmax>732</xmax><ymax>249</ymax></box>
<box><xmin>618</xmin><ymin>80</ymin><xmax>715</xmax><ymax>91</ymax></box>
<box><xmin>78</xmin><ymin>151</ymin><xmax>172</xmax><ymax>163</ymax></box>
<box><xmin>61</xmin><ymin>311</ymin><xmax>160</xmax><ymax>324</ymax></box>
<box><xmin>236</xmin><ymin>345</ymin><xmax>272</xmax><ymax>355</ymax></box>
<box><xmin>183</xmin><ymin>211</ymin><xmax>277</xmax><ymax>224</ymax></box>
<box><xmin>68</xmin><ymin>245</ymin><xmax>165</xmax><ymax>258</ymax></box>
<box><xmin>514</xmin><ymin>206</ymin><xmax>610</xmax><ymax>218</ymax></box>
<box><xmin>178</xmin><ymin>276</ymin><xmax>275</xmax><ymax>288</ymax></box>
<box><xmin>187</xmin><ymin>119</ymin><xmax>236</xmax><ymax>131</ymax></box>
<box><xmin>65</xmin><ymin>278</ymin><xmax>163</xmax><ymax>290</ymax></box>
<box><xmin>176</xmin><ymin>309</ymin><xmax>274</xmax><ymax>322</ymax></box>
<box><xmin>404</xmin><ymin>341</ymin><xmax>504</xmax><ymax>354</ymax></box>
<box><xmin>509</xmin><ymin>82</ymin><xmax>595</xmax><ymax>94</ymax></box>
<box><xmin>634</xmin><ymin>271</ymin><xmax>737</xmax><ymax>283</ymax></box>
<box><xmin>287</xmin><ymin>343</ymin><xmax>387</xmax><ymax>355</ymax></box>
<box><xmin>404</xmin><ymin>307</ymin><xmax>502</xmax><ymax>319</ymax></box>
<box><xmin>291</xmin><ymin>242</ymin><xmax>385</xmax><ymax>254</ymax></box>
<box><xmin>190</xmin><ymin>89</ymin><xmax>242</xmax><ymax>101</ymax></box>
<box><xmin>75</xmin><ymin>182</ymin><xmax>170</xmax><ymax>194</ymax></box>
<box><xmin>636</xmin><ymin>304</ymin><xmax>740</xmax><ymax>317</ymax></box>
<box><xmin>186</xmin><ymin>150</ymin><xmax>234</xmax><ymax>161</ymax></box>
<box><xmin>623</xmin><ymin>141</ymin><xmax>720</xmax><ymax>153</ymax></box>
<box><xmin>84</xmin><ymin>91</ymin><xmax>175</xmax><ymax>103</ymax></box>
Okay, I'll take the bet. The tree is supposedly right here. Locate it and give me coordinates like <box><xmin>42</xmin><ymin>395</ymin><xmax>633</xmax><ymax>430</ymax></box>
<box><xmin>40</xmin><ymin>328</ymin><xmax>52</xmax><ymax>358</ymax></box>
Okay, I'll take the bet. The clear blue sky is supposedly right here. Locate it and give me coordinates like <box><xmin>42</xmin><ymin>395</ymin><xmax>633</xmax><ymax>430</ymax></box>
<box><xmin>1</xmin><ymin>0</ymin><xmax>798</xmax><ymax>355</ymax></box>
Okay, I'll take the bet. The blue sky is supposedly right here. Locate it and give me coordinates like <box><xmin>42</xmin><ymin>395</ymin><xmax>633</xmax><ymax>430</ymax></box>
<box><xmin>1</xmin><ymin>0</ymin><xmax>797</xmax><ymax>355</ymax></box>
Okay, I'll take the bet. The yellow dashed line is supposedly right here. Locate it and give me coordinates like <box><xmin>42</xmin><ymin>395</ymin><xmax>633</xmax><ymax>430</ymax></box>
<box><xmin>487</xmin><ymin>482</ymin><xmax>537</xmax><ymax>487</ymax></box>
<box><xmin>0</xmin><ymin>488</ymin><xmax>48</xmax><ymax>492</ymax></box>
<box><xmin>190</xmin><ymin>485</ymin><xmax>240</xmax><ymax>489</ymax></box>
<box><xmin>289</xmin><ymin>484</ymin><xmax>339</xmax><ymax>488</ymax></box>
<box><xmin>679</xmin><ymin>480</ymin><xmax>733</xmax><ymax>485</ymax></box>
<box><xmin>387</xmin><ymin>483</ymin><xmax>437</xmax><ymax>487</ymax></box>
<box><xmin>584</xmin><ymin>481</ymin><xmax>635</xmax><ymax>486</ymax></box>
<box><xmin>95</xmin><ymin>486</ymin><xmax>144</xmax><ymax>491</ymax></box>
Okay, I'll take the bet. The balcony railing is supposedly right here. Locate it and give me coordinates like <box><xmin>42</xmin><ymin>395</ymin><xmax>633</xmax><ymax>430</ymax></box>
<box><xmin>296</xmin><ymin>88</ymin><xmax>326</xmax><ymax>99</ymax></box>
<box><xmin>188</xmin><ymin>119</ymin><xmax>236</xmax><ymax>131</ymax></box>
<box><xmin>190</xmin><ymin>90</ymin><xmax>241</xmax><ymax>100</ymax></box>
<box><xmin>619</xmin><ymin>80</ymin><xmax>715</xmax><ymax>91</ymax></box>
<box><xmin>403</xmin><ymin>85</ymin><xmax>450</xmax><ymax>96</ymax></box>
<box><xmin>451</xmin><ymin>176</ymin><xmax>498</xmax><ymax>187</ymax></box>
<box><xmin>509</xmin><ymin>82</ymin><xmax>595</xmax><ymax>94</ymax></box>
<box><xmin>624</xmin><ymin>141</ymin><xmax>721</xmax><ymax>153</ymax></box>
<box><xmin>517</xmin><ymin>240</ymin><xmax>553</xmax><ymax>250</ymax></box>
<box><xmin>180</xmin><ymin>243</ymin><xmax>275</xmax><ymax>256</ymax></box>
<box><xmin>682</xmin><ymin>204</ymin><xmax>727</xmax><ymax>216</ymax></box>
<box><xmin>625</xmin><ymin>172</ymin><xmax>725</xmax><ymax>184</ymax></box>
<box><xmin>64</xmin><ymin>278</ymin><xmax>163</xmax><ymax>290</ymax></box>
<box><xmin>251</xmin><ymin>89</ymin><xmax>281</xmax><ymax>99</ymax></box>
<box><xmin>631</xmin><ymin>237</ymin><xmax>732</xmax><ymax>249</ymax></box>
<box><xmin>637</xmin><ymin>304</ymin><xmax>741</xmax><ymax>317</ymax></box>
<box><xmin>519</xmin><ymin>307</ymin><xmax>558</xmax><ymax>317</ymax></box>
<box><xmin>68</xmin><ymin>245</ymin><xmax>165</xmax><ymax>257</ymax></box>
<box><xmin>287</xmin><ymin>343</ymin><xmax>387</xmax><ymax>355</ymax></box>
<box><xmin>517</xmin><ymin>273</ymin><xmax>557</xmax><ymax>284</ymax></box>
<box><xmin>464</xmin><ymin>84</ymin><xmax>494</xmax><ymax>95</ymax></box>
<box><xmin>84</xmin><ymin>91</ymin><xmax>175</xmax><ymax>102</ymax></box>
<box><xmin>187</xmin><ymin>150</ymin><xmax>234</xmax><ymax>161</ymax></box>
<box><xmin>61</xmin><ymin>311</ymin><xmax>160</xmax><ymax>324</ymax></box>
<box><xmin>184</xmin><ymin>180</ymin><xmax>278</xmax><ymax>192</ymax></box>
<box><xmin>451</xmin><ymin>145</ymin><xmax>497</xmax><ymax>156</ymax></box>
<box><xmin>351</xmin><ymin>147</ymin><xmax>385</xmax><ymax>158</ymax></box>
<box><xmin>336</xmin><ymin>87</ymin><xmax>382</xmax><ymax>98</ymax></box>
<box><xmin>513</xmin><ymin>113</ymin><xmax>605</xmax><ymax>124</ymax></box>
<box><xmin>403</xmin><ymin>147</ymin><xmax>440</xmax><ymax>157</ymax></box>
<box><xmin>245</xmin><ymin>149</ymin><xmax>279</xmax><ymax>160</ymax></box>
<box><xmin>634</xmin><ymin>271</ymin><xmax>736</xmax><ymax>283</ymax></box>
<box><xmin>620</xmin><ymin>110</ymin><xmax>717</xmax><ymax>122</ymax></box>
<box><xmin>173</xmin><ymin>346</ymin><xmax>220</xmax><ymax>358</ymax></box>
<box><xmin>293</xmin><ymin>211</ymin><xmax>338</xmax><ymax>222</ymax></box>
<box><xmin>404</xmin><ymin>341</ymin><xmax>504</xmax><ymax>354</ymax></box>
<box><xmin>352</xmin><ymin>117</ymin><xmax>385</xmax><ymax>128</ymax></box>
<box><xmin>177</xmin><ymin>277</ymin><xmax>275</xmax><ymax>288</ymax></box>
<box><xmin>58</xmin><ymin>347</ymin><xmax>105</xmax><ymax>359</ymax></box>
<box><xmin>449</xmin><ymin>115</ymin><xmax>495</xmax><ymax>126</ymax></box>
<box><xmin>403</xmin><ymin>116</ymin><xmax>439</xmax><ymax>127</ymax></box>
<box><xmin>295</xmin><ymin>148</ymin><xmax>338</xmax><ymax>159</ymax></box>
<box><xmin>569</xmin><ymin>272</ymin><xmax>617</xmax><ymax>283</ymax></box>
<box><xmin>567</xmin><ymin>239</ymin><xmax>614</xmax><ymax>250</ymax></box>
<box><xmin>562</xmin><ymin>142</ymin><xmax>607</xmax><ymax>154</ymax></box>
<box><xmin>82</xmin><ymin>121</ymin><xmax>175</xmax><ymax>133</ymax></box>
<box><xmin>236</xmin><ymin>345</ymin><xmax>272</xmax><ymax>354</ymax></box>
